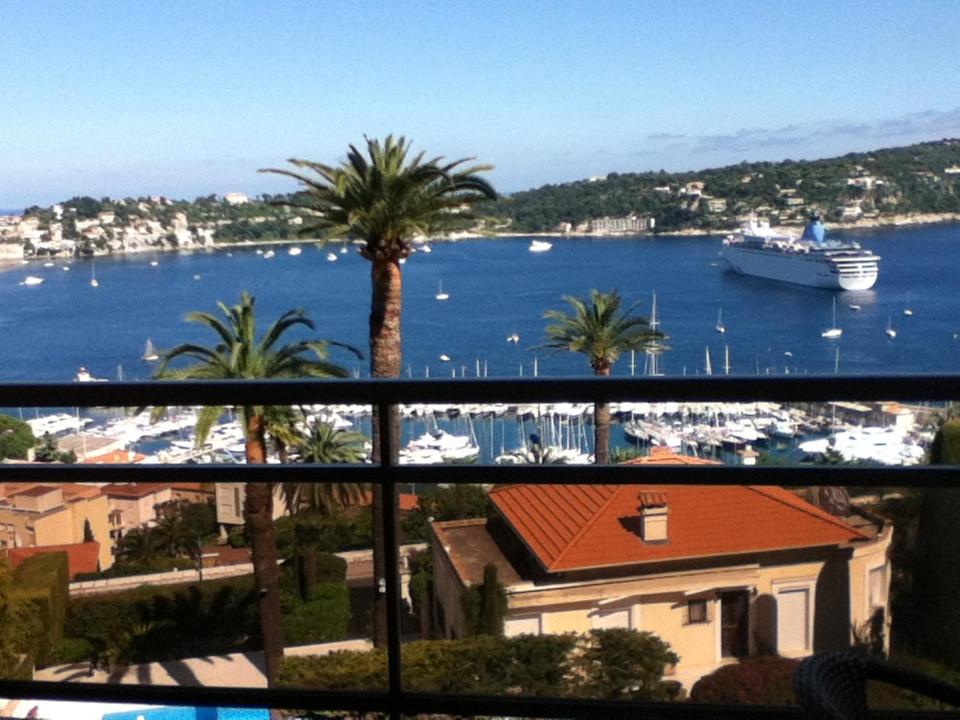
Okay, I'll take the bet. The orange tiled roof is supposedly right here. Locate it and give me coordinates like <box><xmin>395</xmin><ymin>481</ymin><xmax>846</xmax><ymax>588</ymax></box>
<box><xmin>101</xmin><ymin>483</ymin><xmax>171</xmax><ymax>498</ymax></box>
<box><xmin>6</xmin><ymin>541</ymin><xmax>100</xmax><ymax>579</ymax></box>
<box><xmin>623</xmin><ymin>446</ymin><xmax>721</xmax><ymax>465</ymax></box>
<box><xmin>489</xmin><ymin>479</ymin><xmax>869</xmax><ymax>573</ymax></box>
<box><xmin>358</xmin><ymin>491</ymin><xmax>420</xmax><ymax>513</ymax></box>
<box><xmin>81</xmin><ymin>450</ymin><xmax>146</xmax><ymax>464</ymax></box>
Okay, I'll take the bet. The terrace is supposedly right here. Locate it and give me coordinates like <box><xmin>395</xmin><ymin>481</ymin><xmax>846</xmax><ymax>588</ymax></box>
<box><xmin>0</xmin><ymin>374</ymin><xmax>958</xmax><ymax>719</ymax></box>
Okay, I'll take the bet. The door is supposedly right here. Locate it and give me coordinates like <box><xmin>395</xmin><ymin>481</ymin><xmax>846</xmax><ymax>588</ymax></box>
<box><xmin>721</xmin><ymin>591</ymin><xmax>750</xmax><ymax>657</ymax></box>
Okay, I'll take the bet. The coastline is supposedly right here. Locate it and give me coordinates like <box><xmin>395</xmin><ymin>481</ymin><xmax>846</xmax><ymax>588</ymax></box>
<box><xmin>3</xmin><ymin>211</ymin><xmax>959</xmax><ymax>275</ymax></box>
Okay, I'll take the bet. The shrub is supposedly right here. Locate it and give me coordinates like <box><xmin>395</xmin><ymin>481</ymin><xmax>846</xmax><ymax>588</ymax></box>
<box><xmin>279</xmin><ymin>629</ymin><xmax>676</xmax><ymax>699</ymax></box>
<box><xmin>11</xmin><ymin>552</ymin><xmax>69</xmax><ymax>666</ymax></box>
<box><xmin>575</xmin><ymin>628</ymin><xmax>679</xmax><ymax>700</ymax></box>
<box><xmin>315</xmin><ymin>552</ymin><xmax>348</xmax><ymax>583</ymax></box>
<box><xmin>504</xmin><ymin>633</ymin><xmax>577</xmax><ymax>696</ymax></box>
<box><xmin>281</xmin><ymin>582</ymin><xmax>350</xmax><ymax>645</ymax></box>
<box><xmin>50</xmin><ymin>636</ymin><xmax>95</xmax><ymax>665</ymax></box>
<box><xmin>65</xmin><ymin>575</ymin><xmax>258</xmax><ymax>663</ymax></box>
<box><xmin>690</xmin><ymin>656</ymin><xmax>800</xmax><ymax>705</ymax></box>
<box><xmin>279</xmin><ymin>650</ymin><xmax>387</xmax><ymax>690</ymax></box>
<box><xmin>868</xmin><ymin>654</ymin><xmax>960</xmax><ymax>711</ymax></box>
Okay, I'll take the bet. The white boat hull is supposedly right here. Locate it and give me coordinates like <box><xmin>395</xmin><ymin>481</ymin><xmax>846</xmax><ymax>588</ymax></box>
<box><xmin>721</xmin><ymin>246</ymin><xmax>878</xmax><ymax>290</ymax></box>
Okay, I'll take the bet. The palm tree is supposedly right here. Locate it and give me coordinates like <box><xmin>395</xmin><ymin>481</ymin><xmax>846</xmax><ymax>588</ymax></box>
<box><xmin>542</xmin><ymin>290</ymin><xmax>664</xmax><ymax>465</ymax></box>
<box><xmin>261</xmin><ymin>135</ymin><xmax>496</xmax><ymax>647</ymax></box>
<box><xmin>153</xmin><ymin>291</ymin><xmax>359</xmax><ymax>685</ymax></box>
<box><xmin>281</xmin><ymin>420</ymin><xmax>368</xmax><ymax>516</ymax></box>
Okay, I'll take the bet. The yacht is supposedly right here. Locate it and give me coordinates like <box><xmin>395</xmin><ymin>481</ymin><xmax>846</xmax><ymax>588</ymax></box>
<box><xmin>326</xmin><ymin>252</ymin><xmax>338</xmax><ymax>262</ymax></box>
<box><xmin>721</xmin><ymin>214</ymin><xmax>880</xmax><ymax>290</ymax></box>
<box><xmin>263</xmin><ymin>249</ymin><xmax>276</xmax><ymax>259</ymax></box>
<box><xmin>288</xmin><ymin>246</ymin><xmax>302</xmax><ymax>256</ymax></box>
<box><xmin>22</xmin><ymin>276</ymin><xmax>44</xmax><ymax>286</ymax></box>
<box><xmin>74</xmin><ymin>367</ymin><xmax>107</xmax><ymax>382</ymax></box>
<box><xmin>529</xmin><ymin>240</ymin><xmax>553</xmax><ymax>253</ymax></box>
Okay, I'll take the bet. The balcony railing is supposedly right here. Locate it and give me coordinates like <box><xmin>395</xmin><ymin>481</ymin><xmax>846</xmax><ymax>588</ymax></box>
<box><xmin>0</xmin><ymin>374</ymin><xmax>958</xmax><ymax>719</ymax></box>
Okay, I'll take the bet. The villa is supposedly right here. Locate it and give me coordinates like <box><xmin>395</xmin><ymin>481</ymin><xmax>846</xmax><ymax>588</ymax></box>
<box><xmin>431</xmin><ymin>448</ymin><xmax>892</xmax><ymax>687</ymax></box>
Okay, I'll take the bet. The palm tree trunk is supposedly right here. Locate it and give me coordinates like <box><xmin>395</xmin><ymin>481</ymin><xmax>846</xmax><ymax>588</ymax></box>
<box><xmin>594</xmin><ymin>366</ymin><xmax>611</xmax><ymax>465</ymax></box>
<box><xmin>243</xmin><ymin>409</ymin><xmax>284</xmax><ymax>686</ymax></box>
<box><xmin>369</xmin><ymin>258</ymin><xmax>402</xmax><ymax>648</ymax></box>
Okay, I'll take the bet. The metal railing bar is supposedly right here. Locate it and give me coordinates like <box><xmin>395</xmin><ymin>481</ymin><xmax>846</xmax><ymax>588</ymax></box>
<box><xmin>1</xmin><ymin>680</ymin><xmax>955</xmax><ymax>719</ymax></box>
<box><xmin>0</xmin><ymin>462</ymin><xmax>957</xmax><ymax>488</ymax></box>
<box><xmin>0</xmin><ymin>374</ymin><xmax>958</xmax><ymax>407</ymax></box>
<box><xmin>377</xmin><ymin>401</ymin><xmax>404</xmax><ymax>718</ymax></box>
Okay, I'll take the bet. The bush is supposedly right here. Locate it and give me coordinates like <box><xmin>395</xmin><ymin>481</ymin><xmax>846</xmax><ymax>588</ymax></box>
<box><xmin>279</xmin><ymin>629</ymin><xmax>675</xmax><ymax>699</ymax></box>
<box><xmin>50</xmin><ymin>636</ymin><xmax>95</xmax><ymax>665</ymax></box>
<box><xmin>281</xmin><ymin>582</ymin><xmax>351</xmax><ymax>645</ymax></box>
<box><xmin>690</xmin><ymin>656</ymin><xmax>800</xmax><ymax>705</ymax></box>
<box><xmin>576</xmin><ymin>628</ymin><xmax>680</xmax><ymax>700</ymax></box>
<box><xmin>315</xmin><ymin>553</ymin><xmax>348</xmax><ymax>583</ymax></box>
<box><xmin>11</xmin><ymin>552</ymin><xmax>69</xmax><ymax>666</ymax></box>
<box><xmin>65</xmin><ymin>575</ymin><xmax>258</xmax><ymax>664</ymax></box>
<box><xmin>279</xmin><ymin>649</ymin><xmax>387</xmax><ymax>690</ymax></box>
<box><xmin>868</xmin><ymin>654</ymin><xmax>960</xmax><ymax>711</ymax></box>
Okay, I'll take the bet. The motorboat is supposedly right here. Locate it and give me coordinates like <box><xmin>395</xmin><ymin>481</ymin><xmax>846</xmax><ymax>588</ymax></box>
<box><xmin>22</xmin><ymin>276</ymin><xmax>44</xmax><ymax>286</ymax></box>
<box><xmin>529</xmin><ymin>240</ymin><xmax>553</xmax><ymax>253</ymax></box>
<box><xmin>288</xmin><ymin>246</ymin><xmax>302</xmax><ymax>256</ymax></box>
<box><xmin>326</xmin><ymin>252</ymin><xmax>338</xmax><ymax>262</ymax></box>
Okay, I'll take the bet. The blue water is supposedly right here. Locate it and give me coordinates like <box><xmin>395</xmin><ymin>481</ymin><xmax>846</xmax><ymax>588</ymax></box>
<box><xmin>1</xmin><ymin>225</ymin><xmax>959</xmax><ymax>382</ymax></box>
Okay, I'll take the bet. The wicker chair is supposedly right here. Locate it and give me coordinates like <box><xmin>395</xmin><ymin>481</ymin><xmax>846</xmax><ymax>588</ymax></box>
<box><xmin>795</xmin><ymin>651</ymin><xmax>960</xmax><ymax>719</ymax></box>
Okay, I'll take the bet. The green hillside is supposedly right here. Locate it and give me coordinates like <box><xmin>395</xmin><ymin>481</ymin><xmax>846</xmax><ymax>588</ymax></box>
<box><xmin>488</xmin><ymin>139</ymin><xmax>960</xmax><ymax>233</ymax></box>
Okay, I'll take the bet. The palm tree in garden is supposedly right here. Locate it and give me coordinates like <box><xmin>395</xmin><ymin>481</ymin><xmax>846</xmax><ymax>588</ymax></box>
<box><xmin>281</xmin><ymin>421</ymin><xmax>369</xmax><ymax>515</ymax></box>
<box><xmin>261</xmin><ymin>135</ymin><xmax>496</xmax><ymax>647</ymax></box>
<box><xmin>153</xmin><ymin>291</ymin><xmax>359</xmax><ymax>685</ymax></box>
<box><xmin>542</xmin><ymin>290</ymin><xmax>664</xmax><ymax>465</ymax></box>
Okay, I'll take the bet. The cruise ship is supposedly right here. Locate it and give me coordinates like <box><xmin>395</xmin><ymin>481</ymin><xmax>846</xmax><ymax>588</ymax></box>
<box><xmin>721</xmin><ymin>215</ymin><xmax>880</xmax><ymax>290</ymax></box>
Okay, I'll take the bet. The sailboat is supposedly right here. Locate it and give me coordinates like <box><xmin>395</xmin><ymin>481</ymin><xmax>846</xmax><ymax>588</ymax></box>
<box><xmin>885</xmin><ymin>316</ymin><xmax>897</xmax><ymax>339</ymax></box>
<box><xmin>902</xmin><ymin>292</ymin><xmax>914</xmax><ymax>317</ymax></box>
<box><xmin>142</xmin><ymin>338</ymin><xmax>159</xmax><ymax>362</ymax></box>
<box><xmin>645</xmin><ymin>292</ymin><xmax>664</xmax><ymax>376</ymax></box>
<box><xmin>821</xmin><ymin>298</ymin><xmax>842</xmax><ymax>339</ymax></box>
<box><xmin>704</xmin><ymin>347</ymin><xmax>713</xmax><ymax>376</ymax></box>
<box><xmin>435</xmin><ymin>281</ymin><xmax>450</xmax><ymax>301</ymax></box>
<box><xmin>715</xmin><ymin>308</ymin><xmax>726</xmax><ymax>334</ymax></box>
<box><xmin>723</xmin><ymin>345</ymin><xmax>731</xmax><ymax>376</ymax></box>
<box><xmin>90</xmin><ymin>260</ymin><xmax>99</xmax><ymax>288</ymax></box>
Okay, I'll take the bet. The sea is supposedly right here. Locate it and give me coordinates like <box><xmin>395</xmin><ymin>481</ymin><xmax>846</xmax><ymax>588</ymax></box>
<box><xmin>2</xmin><ymin>224</ymin><xmax>957</xmax><ymax>462</ymax></box>
<box><xmin>1</xmin><ymin>225</ymin><xmax>959</xmax><ymax>383</ymax></box>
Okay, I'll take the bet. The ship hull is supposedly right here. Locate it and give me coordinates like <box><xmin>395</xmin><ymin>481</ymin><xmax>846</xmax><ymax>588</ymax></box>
<box><xmin>721</xmin><ymin>246</ymin><xmax>878</xmax><ymax>290</ymax></box>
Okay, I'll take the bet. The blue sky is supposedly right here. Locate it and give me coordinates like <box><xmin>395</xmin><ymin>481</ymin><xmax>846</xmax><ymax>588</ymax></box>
<box><xmin>2</xmin><ymin>0</ymin><xmax>959</xmax><ymax>208</ymax></box>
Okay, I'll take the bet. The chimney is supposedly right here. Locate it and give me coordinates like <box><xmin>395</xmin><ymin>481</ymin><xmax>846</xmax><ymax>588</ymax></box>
<box><xmin>638</xmin><ymin>492</ymin><xmax>668</xmax><ymax>542</ymax></box>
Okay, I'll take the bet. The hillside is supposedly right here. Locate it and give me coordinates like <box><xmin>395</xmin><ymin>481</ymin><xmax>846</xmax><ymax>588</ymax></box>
<box><xmin>488</xmin><ymin>139</ymin><xmax>960</xmax><ymax>233</ymax></box>
<box><xmin>3</xmin><ymin>140</ymin><xmax>960</xmax><ymax>258</ymax></box>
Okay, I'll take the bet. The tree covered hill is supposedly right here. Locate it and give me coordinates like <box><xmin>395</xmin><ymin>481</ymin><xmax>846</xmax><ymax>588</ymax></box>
<box><xmin>489</xmin><ymin>139</ymin><xmax>960</xmax><ymax>233</ymax></box>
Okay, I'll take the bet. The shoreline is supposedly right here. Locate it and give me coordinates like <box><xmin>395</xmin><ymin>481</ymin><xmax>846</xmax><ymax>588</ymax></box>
<box><xmin>2</xmin><ymin>212</ymin><xmax>958</xmax><ymax>274</ymax></box>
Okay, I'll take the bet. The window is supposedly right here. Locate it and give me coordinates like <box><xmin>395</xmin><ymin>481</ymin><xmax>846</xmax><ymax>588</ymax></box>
<box><xmin>687</xmin><ymin>598</ymin><xmax>708</xmax><ymax>624</ymax></box>
<box><xmin>777</xmin><ymin>587</ymin><xmax>811</xmax><ymax>653</ymax></box>
<box><xmin>869</xmin><ymin>565</ymin><xmax>887</xmax><ymax>610</ymax></box>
